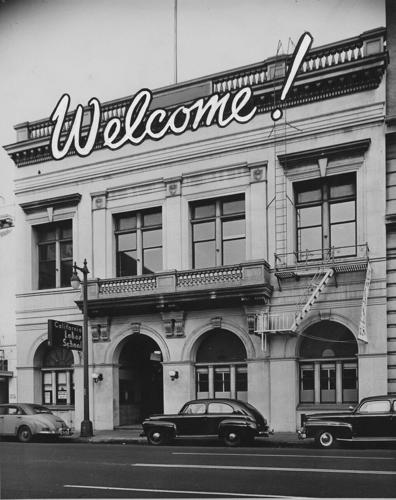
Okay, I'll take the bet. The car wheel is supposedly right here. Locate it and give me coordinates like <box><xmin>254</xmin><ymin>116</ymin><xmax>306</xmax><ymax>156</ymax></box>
<box><xmin>147</xmin><ymin>429</ymin><xmax>169</xmax><ymax>446</ymax></box>
<box><xmin>315</xmin><ymin>429</ymin><xmax>336</xmax><ymax>449</ymax></box>
<box><xmin>223</xmin><ymin>430</ymin><xmax>242</xmax><ymax>447</ymax></box>
<box><xmin>17</xmin><ymin>425</ymin><xmax>32</xmax><ymax>443</ymax></box>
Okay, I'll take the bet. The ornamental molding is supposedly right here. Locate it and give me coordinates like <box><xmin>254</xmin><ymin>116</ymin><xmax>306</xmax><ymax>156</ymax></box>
<box><xmin>20</xmin><ymin>193</ymin><xmax>82</xmax><ymax>213</ymax></box>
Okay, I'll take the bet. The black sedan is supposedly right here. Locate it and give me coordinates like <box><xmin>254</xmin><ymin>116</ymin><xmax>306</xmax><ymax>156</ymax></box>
<box><xmin>142</xmin><ymin>398</ymin><xmax>271</xmax><ymax>446</ymax></box>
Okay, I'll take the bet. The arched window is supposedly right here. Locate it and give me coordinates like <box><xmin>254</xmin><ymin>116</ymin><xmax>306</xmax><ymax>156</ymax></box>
<box><xmin>42</xmin><ymin>347</ymin><xmax>74</xmax><ymax>406</ymax></box>
<box><xmin>299</xmin><ymin>321</ymin><xmax>358</xmax><ymax>405</ymax></box>
<box><xmin>195</xmin><ymin>329</ymin><xmax>247</xmax><ymax>401</ymax></box>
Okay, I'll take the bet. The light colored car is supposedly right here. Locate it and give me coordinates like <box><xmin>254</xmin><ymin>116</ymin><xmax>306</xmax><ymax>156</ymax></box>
<box><xmin>0</xmin><ymin>403</ymin><xmax>72</xmax><ymax>442</ymax></box>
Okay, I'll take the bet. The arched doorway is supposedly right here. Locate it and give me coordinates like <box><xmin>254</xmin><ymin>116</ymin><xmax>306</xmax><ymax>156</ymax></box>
<box><xmin>118</xmin><ymin>334</ymin><xmax>163</xmax><ymax>425</ymax></box>
<box><xmin>195</xmin><ymin>328</ymin><xmax>247</xmax><ymax>401</ymax></box>
<box><xmin>298</xmin><ymin>320</ymin><xmax>358</xmax><ymax>405</ymax></box>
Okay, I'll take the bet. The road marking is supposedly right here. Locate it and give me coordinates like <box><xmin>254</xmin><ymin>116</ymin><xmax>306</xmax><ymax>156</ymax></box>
<box><xmin>173</xmin><ymin>452</ymin><xmax>395</xmax><ymax>461</ymax></box>
<box><xmin>64</xmin><ymin>484</ymin><xmax>309</xmax><ymax>498</ymax></box>
<box><xmin>132</xmin><ymin>463</ymin><xmax>396</xmax><ymax>475</ymax></box>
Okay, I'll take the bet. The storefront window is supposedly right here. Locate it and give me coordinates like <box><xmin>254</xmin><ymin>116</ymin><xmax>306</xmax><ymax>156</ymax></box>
<box><xmin>41</xmin><ymin>347</ymin><xmax>74</xmax><ymax>406</ymax></box>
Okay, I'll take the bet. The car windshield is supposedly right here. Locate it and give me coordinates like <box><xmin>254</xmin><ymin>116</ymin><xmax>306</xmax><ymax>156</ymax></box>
<box><xmin>31</xmin><ymin>405</ymin><xmax>52</xmax><ymax>414</ymax></box>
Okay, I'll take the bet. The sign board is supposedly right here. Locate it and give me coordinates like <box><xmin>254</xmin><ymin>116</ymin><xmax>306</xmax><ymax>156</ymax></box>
<box><xmin>48</xmin><ymin>319</ymin><xmax>83</xmax><ymax>351</ymax></box>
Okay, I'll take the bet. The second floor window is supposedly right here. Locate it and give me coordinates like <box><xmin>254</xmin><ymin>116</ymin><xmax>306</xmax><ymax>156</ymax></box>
<box><xmin>295</xmin><ymin>173</ymin><xmax>356</xmax><ymax>260</ymax></box>
<box><xmin>36</xmin><ymin>220</ymin><xmax>72</xmax><ymax>289</ymax></box>
<box><xmin>191</xmin><ymin>195</ymin><xmax>245</xmax><ymax>269</ymax></box>
<box><xmin>115</xmin><ymin>208</ymin><xmax>162</xmax><ymax>276</ymax></box>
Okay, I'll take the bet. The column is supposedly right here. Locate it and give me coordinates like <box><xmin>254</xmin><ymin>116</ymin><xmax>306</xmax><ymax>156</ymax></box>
<box><xmin>314</xmin><ymin>363</ymin><xmax>321</xmax><ymax>404</ymax></box>
<box><xmin>230</xmin><ymin>365</ymin><xmax>236</xmax><ymax>399</ymax></box>
<box><xmin>208</xmin><ymin>366</ymin><xmax>214</xmax><ymax>398</ymax></box>
<box><xmin>247</xmin><ymin>163</ymin><xmax>268</xmax><ymax>261</ymax></box>
<box><xmin>163</xmin><ymin>178</ymin><xmax>183</xmax><ymax>270</ymax></box>
<box><xmin>91</xmin><ymin>192</ymin><xmax>108</xmax><ymax>278</ymax></box>
<box><xmin>336</xmin><ymin>362</ymin><xmax>342</xmax><ymax>403</ymax></box>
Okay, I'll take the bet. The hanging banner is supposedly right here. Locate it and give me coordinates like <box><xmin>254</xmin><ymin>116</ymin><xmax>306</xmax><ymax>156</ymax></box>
<box><xmin>358</xmin><ymin>262</ymin><xmax>372</xmax><ymax>343</ymax></box>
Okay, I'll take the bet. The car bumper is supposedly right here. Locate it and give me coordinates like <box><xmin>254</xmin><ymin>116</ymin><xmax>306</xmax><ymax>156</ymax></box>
<box><xmin>258</xmin><ymin>428</ymin><xmax>274</xmax><ymax>437</ymax></box>
<box><xmin>38</xmin><ymin>428</ymin><xmax>72</xmax><ymax>436</ymax></box>
<box><xmin>297</xmin><ymin>429</ymin><xmax>307</xmax><ymax>440</ymax></box>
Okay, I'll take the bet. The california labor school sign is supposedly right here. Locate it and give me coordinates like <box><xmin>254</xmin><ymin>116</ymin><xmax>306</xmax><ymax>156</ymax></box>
<box><xmin>48</xmin><ymin>319</ymin><xmax>83</xmax><ymax>351</ymax></box>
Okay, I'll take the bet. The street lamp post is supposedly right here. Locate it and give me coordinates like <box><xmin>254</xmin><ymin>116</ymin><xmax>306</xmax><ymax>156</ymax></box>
<box><xmin>71</xmin><ymin>258</ymin><xmax>93</xmax><ymax>438</ymax></box>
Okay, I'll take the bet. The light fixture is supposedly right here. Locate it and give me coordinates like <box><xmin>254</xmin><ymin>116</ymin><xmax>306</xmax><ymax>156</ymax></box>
<box><xmin>169</xmin><ymin>370</ymin><xmax>179</xmax><ymax>381</ymax></box>
<box><xmin>92</xmin><ymin>373</ymin><xmax>103</xmax><ymax>383</ymax></box>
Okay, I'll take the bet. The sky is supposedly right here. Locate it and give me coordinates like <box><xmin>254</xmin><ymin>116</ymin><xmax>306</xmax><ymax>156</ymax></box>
<box><xmin>0</xmin><ymin>0</ymin><xmax>385</xmax><ymax>151</ymax></box>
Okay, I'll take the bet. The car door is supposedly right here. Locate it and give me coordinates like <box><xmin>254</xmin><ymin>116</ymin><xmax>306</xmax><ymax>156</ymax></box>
<box><xmin>206</xmin><ymin>402</ymin><xmax>235</xmax><ymax>435</ymax></box>
<box><xmin>353</xmin><ymin>399</ymin><xmax>392</xmax><ymax>437</ymax></box>
<box><xmin>177</xmin><ymin>402</ymin><xmax>208</xmax><ymax>435</ymax></box>
<box><xmin>2</xmin><ymin>405</ymin><xmax>22</xmax><ymax>436</ymax></box>
<box><xmin>0</xmin><ymin>405</ymin><xmax>6</xmax><ymax>434</ymax></box>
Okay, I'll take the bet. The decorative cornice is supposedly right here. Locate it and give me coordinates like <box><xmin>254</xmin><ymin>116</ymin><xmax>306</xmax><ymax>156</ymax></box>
<box><xmin>20</xmin><ymin>193</ymin><xmax>82</xmax><ymax>213</ymax></box>
<box><xmin>277</xmin><ymin>139</ymin><xmax>371</xmax><ymax>168</ymax></box>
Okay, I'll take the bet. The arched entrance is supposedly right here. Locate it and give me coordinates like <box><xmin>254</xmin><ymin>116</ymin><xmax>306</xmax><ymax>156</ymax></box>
<box><xmin>195</xmin><ymin>328</ymin><xmax>248</xmax><ymax>401</ymax></box>
<box><xmin>118</xmin><ymin>334</ymin><xmax>163</xmax><ymax>425</ymax></box>
<box><xmin>298</xmin><ymin>320</ymin><xmax>358</xmax><ymax>405</ymax></box>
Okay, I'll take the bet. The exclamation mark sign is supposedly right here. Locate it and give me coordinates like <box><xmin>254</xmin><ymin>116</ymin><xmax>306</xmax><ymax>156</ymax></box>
<box><xmin>271</xmin><ymin>32</ymin><xmax>313</xmax><ymax>121</ymax></box>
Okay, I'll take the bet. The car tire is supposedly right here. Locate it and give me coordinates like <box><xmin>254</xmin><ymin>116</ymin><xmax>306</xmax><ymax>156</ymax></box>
<box><xmin>223</xmin><ymin>429</ymin><xmax>242</xmax><ymax>447</ymax></box>
<box><xmin>147</xmin><ymin>428</ymin><xmax>170</xmax><ymax>446</ymax></box>
<box><xmin>17</xmin><ymin>425</ymin><xmax>32</xmax><ymax>443</ymax></box>
<box><xmin>315</xmin><ymin>429</ymin><xmax>336</xmax><ymax>449</ymax></box>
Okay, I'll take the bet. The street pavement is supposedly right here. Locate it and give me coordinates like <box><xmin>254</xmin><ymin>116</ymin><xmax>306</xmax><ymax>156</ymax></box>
<box><xmin>0</xmin><ymin>440</ymin><xmax>395</xmax><ymax>498</ymax></box>
<box><xmin>68</xmin><ymin>426</ymin><xmax>306</xmax><ymax>446</ymax></box>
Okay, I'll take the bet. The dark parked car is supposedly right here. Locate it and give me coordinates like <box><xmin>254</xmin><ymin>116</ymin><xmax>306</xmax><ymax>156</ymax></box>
<box><xmin>0</xmin><ymin>403</ymin><xmax>72</xmax><ymax>442</ymax></box>
<box><xmin>142</xmin><ymin>398</ymin><xmax>271</xmax><ymax>446</ymax></box>
<box><xmin>298</xmin><ymin>394</ymin><xmax>396</xmax><ymax>448</ymax></box>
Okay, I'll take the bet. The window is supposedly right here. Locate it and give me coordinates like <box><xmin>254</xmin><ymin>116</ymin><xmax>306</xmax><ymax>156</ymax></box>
<box><xmin>299</xmin><ymin>321</ymin><xmax>358</xmax><ymax>405</ymax></box>
<box><xmin>42</xmin><ymin>347</ymin><xmax>74</xmax><ymax>406</ymax></box>
<box><xmin>195</xmin><ymin>329</ymin><xmax>247</xmax><ymax>400</ymax></box>
<box><xmin>295</xmin><ymin>173</ymin><xmax>356</xmax><ymax>260</ymax></box>
<box><xmin>183</xmin><ymin>402</ymin><xmax>206</xmax><ymax>414</ymax></box>
<box><xmin>191</xmin><ymin>195</ymin><xmax>245</xmax><ymax>269</ymax></box>
<box><xmin>115</xmin><ymin>208</ymin><xmax>162</xmax><ymax>276</ymax></box>
<box><xmin>36</xmin><ymin>220</ymin><xmax>73</xmax><ymax>289</ymax></box>
<box><xmin>207</xmin><ymin>402</ymin><xmax>233</xmax><ymax>414</ymax></box>
<box><xmin>359</xmin><ymin>400</ymin><xmax>390</xmax><ymax>414</ymax></box>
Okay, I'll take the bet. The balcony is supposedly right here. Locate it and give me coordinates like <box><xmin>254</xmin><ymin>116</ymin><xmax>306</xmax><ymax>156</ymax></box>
<box><xmin>0</xmin><ymin>359</ymin><xmax>12</xmax><ymax>377</ymax></box>
<box><xmin>81</xmin><ymin>260</ymin><xmax>272</xmax><ymax>316</ymax></box>
<box><xmin>274</xmin><ymin>244</ymin><xmax>370</xmax><ymax>279</ymax></box>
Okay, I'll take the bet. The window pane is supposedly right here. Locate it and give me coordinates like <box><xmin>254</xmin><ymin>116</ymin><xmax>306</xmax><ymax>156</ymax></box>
<box><xmin>296</xmin><ymin>187</ymin><xmax>322</xmax><ymax>204</ymax></box>
<box><xmin>143</xmin><ymin>247</ymin><xmax>162</xmax><ymax>274</ymax></box>
<box><xmin>330</xmin><ymin>180</ymin><xmax>355</xmax><ymax>199</ymax></box>
<box><xmin>39</xmin><ymin>243</ymin><xmax>56</xmax><ymax>261</ymax></box>
<box><xmin>342</xmin><ymin>364</ymin><xmax>357</xmax><ymax>402</ymax></box>
<box><xmin>298</xmin><ymin>227</ymin><xmax>322</xmax><ymax>253</ymax></box>
<box><xmin>60</xmin><ymin>241</ymin><xmax>73</xmax><ymax>259</ymax></box>
<box><xmin>37</xmin><ymin>226</ymin><xmax>56</xmax><ymax>242</ymax></box>
<box><xmin>330</xmin><ymin>201</ymin><xmax>355</xmax><ymax>224</ymax></box>
<box><xmin>196</xmin><ymin>369</ymin><xmax>209</xmax><ymax>393</ymax></box>
<box><xmin>118</xmin><ymin>251</ymin><xmax>137</xmax><ymax>276</ymax></box>
<box><xmin>222</xmin><ymin>197</ymin><xmax>245</xmax><ymax>215</ymax></box>
<box><xmin>143</xmin><ymin>229</ymin><xmax>162</xmax><ymax>248</ymax></box>
<box><xmin>297</xmin><ymin>206</ymin><xmax>321</xmax><ymax>228</ymax></box>
<box><xmin>208</xmin><ymin>402</ymin><xmax>233</xmax><ymax>414</ymax></box>
<box><xmin>60</xmin><ymin>223</ymin><xmax>72</xmax><ymax>239</ymax></box>
<box><xmin>143</xmin><ymin>210</ymin><xmax>162</xmax><ymax>227</ymax></box>
<box><xmin>117</xmin><ymin>233</ymin><xmax>136</xmax><ymax>251</ymax></box>
<box><xmin>214</xmin><ymin>368</ymin><xmax>230</xmax><ymax>392</ymax></box>
<box><xmin>184</xmin><ymin>403</ymin><xmax>206</xmax><ymax>414</ymax></box>
<box><xmin>39</xmin><ymin>261</ymin><xmax>56</xmax><ymax>289</ymax></box>
<box><xmin>60</xmin><ymin>260</ymin><xmax>73</xmax><ymax>288</ymax></box>
<box><xmin>222</xmin><ymin>219</ymin><xmax>245</xmax><ymax>238</ymax></box>
<box><xmin>193</xmin><ymin>222</ymin><xmax>215</xmax><ymax>242</ymax></box>
<box><xmin>330</xmin><ymin>222</ymin><xmax>356</xmax><ymax>252</ymax></box>
<box><xmin>320</xmin><ymin>364</ymin><xmax>336</xmax><ymax>402</ymax></box>
<box><xmin>223</xmin><ymin>239</ymin><xmax>245</xmax><ymax>265</ymax></box>
<box><xmin>359</xmin><ymin>400</ymin><xmax>390</xmax><ymax>413</ymax></box>
<box><xmin>117</xmin><ymin>215</ymin><xmax>137</xmax><ymax>231</ymax></box>
<box><xmin>300</xmin><ymin>364</ymin><xmax>315</xmax><ymax>403</ymax></box>
<box><xmin>236</xmin><ymin>366</ymin><xmax>247</xmax><ymax>391</ymax></box>
<box><xmin>194</xmin><ymin>241</ymin><xmax>216</xmax><ymax>268</ymax></box>
<box><xmin>192</xmin><ymin>202</ymin><xmax>216</xmax><ymax>219</ymax></box>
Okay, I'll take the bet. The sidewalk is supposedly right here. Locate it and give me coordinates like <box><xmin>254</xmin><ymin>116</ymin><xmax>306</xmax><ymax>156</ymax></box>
<box><xmin>67</xmin><ymin>427</ymin><xmax>310</xmax><ymax>447</ymax></box>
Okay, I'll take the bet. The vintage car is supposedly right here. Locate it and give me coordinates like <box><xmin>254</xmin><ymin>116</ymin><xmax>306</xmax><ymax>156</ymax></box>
<box><xmin>0</xmin><ymin>403</ymin><xmax>72</xmax><ymax>442</ymax></box>
<box><xmin>298</xmin><ymin>394</ymin><xmax>396</xmax><ymax>448</ymax></box>
<box><xmin>142</xmin><ymin>398</ymin><xmax>271</xmax><ymax>446</ymax></box>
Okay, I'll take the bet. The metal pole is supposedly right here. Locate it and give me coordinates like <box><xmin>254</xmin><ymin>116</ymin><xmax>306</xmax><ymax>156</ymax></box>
<box><xmin>80</xmin><ymin>259</ymin><xmax>93</xmax><ymax>437</ymax></box>
<box><xmin>174</xmin><ymin>0</ymin><xmax>178</xmax><ymax>83</ymax></box>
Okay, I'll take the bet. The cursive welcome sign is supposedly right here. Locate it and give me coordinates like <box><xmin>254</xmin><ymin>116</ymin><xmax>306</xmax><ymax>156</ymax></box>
<box><xmin>49</xmin><ymin>32</ymin><xmax>313</xmax><ymax>161</ymax></box>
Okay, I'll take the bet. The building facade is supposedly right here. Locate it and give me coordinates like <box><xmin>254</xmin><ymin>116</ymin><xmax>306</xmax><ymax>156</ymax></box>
<box><xmin>5</xmin><ymin>27</ymin><xmax>389</xmax><ymax>431</ymax></box>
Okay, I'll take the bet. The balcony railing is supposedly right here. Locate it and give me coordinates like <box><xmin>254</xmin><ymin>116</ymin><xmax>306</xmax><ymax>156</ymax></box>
<box><xmin>274</xmin><ymin>244</ymin><xmax>369</xmax><ymax>274</ymax></box>
<box><xmin>0</xmin><ymin>359</ymin><xmax>8</xmax><ymax>372</ymax></box>
<box><xmin>89</xmin><ymin>261</ymin><xmax>270</xmax><ymax>300</ymax></box>
<box><xmin>12</xmin><ymin>28</ymin><xmax>386</xmax><ymax>144</ymax></box>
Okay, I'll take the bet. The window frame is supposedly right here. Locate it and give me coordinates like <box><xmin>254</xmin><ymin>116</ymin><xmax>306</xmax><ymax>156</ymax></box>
<box><xmin>294</xmin><ymin>173</ymin><xmax>357</xmax><ymax>261</ymax></box>
<box><xmin>190</xmin><ymin>194</ymin><xmax>246</xmax><ymax>269</ymax></box>
<box><xmin>114</xmin><ymin>208</ymin><xmax>163</xmax><ymax>277</ymax></box>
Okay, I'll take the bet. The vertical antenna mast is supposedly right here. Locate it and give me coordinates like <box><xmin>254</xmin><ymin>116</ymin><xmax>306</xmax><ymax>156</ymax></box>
<box><xmin>174</xmin><ymin>0</ymin><xmax>178</xmax><ymax>83</ymax></box>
